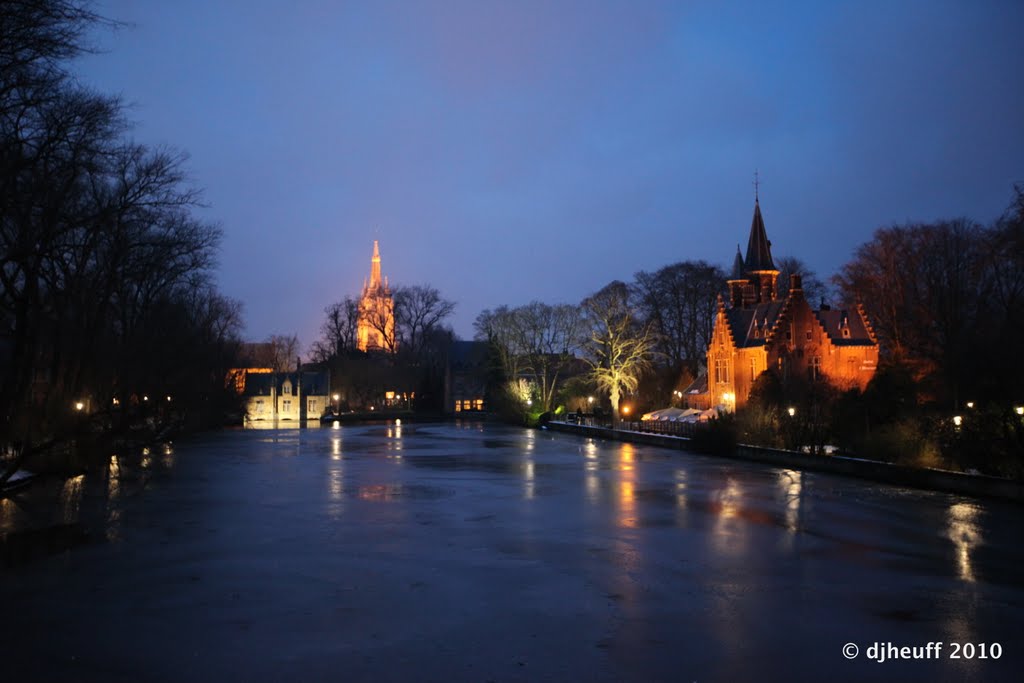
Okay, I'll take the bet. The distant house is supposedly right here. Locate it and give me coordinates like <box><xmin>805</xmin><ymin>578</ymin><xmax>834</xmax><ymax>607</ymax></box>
<box><xmin>243</xmin><ymin>369</ymin><xmax>331</xmax><ymax>422</ymax></box>
<box><xmin>444</xmin><ymin>340</ymin><xmax>489</xmax><ymax>414</ymax></box>
<box><xmin>694</xmin><ymin>199</ymin><xmax>878</xmax><ymax>411</ymax></box>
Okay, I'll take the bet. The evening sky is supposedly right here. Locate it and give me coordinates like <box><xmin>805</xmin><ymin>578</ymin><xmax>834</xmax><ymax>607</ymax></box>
<box><xmin>77</xmin><ymin>0</ymin><xmax>1024</xmax><ymax>348</ymax></box>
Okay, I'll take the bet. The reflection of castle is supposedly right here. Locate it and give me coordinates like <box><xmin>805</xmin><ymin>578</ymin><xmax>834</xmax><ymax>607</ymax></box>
<box><xmin>357</xmin><ymin>240</ymin><xmax>395</xmax><ymax>352</ymax></box>
<box><xmin>701</xmin><ymin>199</ymin><xmax>878</xmax><ymax>410</ymax></box>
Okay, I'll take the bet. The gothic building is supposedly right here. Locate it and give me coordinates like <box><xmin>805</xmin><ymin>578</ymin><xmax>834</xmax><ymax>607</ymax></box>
<box><xmin>357</xmin><ymin>240</ymin><xmax>396</xmax><ymax>352</ymax></box>
<box><xmin>704</xmin><ymin>200</ymin><xmax>878</xmax><ymax>410</ymax></box>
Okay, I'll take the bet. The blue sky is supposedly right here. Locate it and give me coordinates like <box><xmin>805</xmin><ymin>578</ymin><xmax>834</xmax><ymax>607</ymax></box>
<box><xmin>77</xmin><ymin>0</ymin><xmax>1024</xmax><ymax>349</ymax></box>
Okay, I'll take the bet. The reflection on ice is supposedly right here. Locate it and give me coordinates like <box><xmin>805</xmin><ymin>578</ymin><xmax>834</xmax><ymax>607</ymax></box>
<box><xmin>60</xmin><ymin>474</ymin><xmax>84</xmax><ymax>524</ymax></box>
<box><xmin>712</xmin><ymin>478</ymin><xmax>746</xmax><ymax>554</ymax></box>
<box><xmin>947</xmin><ymin>502</ymin><xmax>981</xmax><ymax>583</ymax></box>
<box><xmin>618</xmin><ymin>443</ymin><xmax>636</xmax><ymax>528</ymax></box>
<box><xmin>777</xmin><ymin>469</ymin><xmax>803</xmax><ymax>534</ymax></box>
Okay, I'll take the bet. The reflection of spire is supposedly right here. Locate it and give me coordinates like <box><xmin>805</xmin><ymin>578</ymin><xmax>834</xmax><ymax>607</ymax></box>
<box><xmin>370</xmin><ymin>239</ymin><xmax>382</xmax><ymax>288</ymax></box>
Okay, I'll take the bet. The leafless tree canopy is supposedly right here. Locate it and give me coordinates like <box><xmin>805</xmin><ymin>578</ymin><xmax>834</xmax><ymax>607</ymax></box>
<box><xmin>0</xmin><ymin>1</ymin><xmax>243</xmax><ymax>445</ymax></box>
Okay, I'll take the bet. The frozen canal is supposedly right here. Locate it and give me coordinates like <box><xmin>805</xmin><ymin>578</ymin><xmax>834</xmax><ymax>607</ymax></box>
<box><xmin>1</xmin><ymin>422</ymin><xmax>1022</xmax><ymax>682</ymax></box>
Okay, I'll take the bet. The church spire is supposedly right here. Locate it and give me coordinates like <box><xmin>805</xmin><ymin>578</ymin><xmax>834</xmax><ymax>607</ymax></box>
<box><xmin>369</xmin><ymin>239</ymin><xmax>382</xmax><ymax>288</ymax></box>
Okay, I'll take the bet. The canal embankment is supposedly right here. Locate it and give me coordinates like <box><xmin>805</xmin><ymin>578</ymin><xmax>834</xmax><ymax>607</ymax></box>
<box><xmin>546</xmin><ymin>420</ymin><xmax>1024</xmax><ymax>504</ymax></box>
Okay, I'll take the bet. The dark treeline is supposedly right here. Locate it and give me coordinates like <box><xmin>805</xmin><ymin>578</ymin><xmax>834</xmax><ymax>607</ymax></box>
<box><xmin>311</xmin><ymin>284</ymin><xmax>456</xmax><ymax>411</ymax></box>
<box><xmin>0</xmin><ymin>1</ymin><xmax>243</xmax><ymax>452</ymax></box>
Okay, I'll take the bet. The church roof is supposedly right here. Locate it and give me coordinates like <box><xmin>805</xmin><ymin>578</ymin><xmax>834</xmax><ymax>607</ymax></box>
<box><xmin>724</xmin><ymin>300</ymin><xmax>786</xmax><ymax>348</ymax></box>
<box><xmin>744</xmin><ymin>200</ymin><xmax>776</xmax><ymax>272</ymax></box>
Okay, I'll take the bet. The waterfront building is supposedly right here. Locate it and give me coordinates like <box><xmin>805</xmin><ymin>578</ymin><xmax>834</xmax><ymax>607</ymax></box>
<box><xmin>700</xmin><ymin>199</ymin><xmax>878</xmax><ymax>410</ymax></box>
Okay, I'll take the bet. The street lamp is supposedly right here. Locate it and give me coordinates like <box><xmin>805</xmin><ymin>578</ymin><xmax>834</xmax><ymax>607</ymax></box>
<box><xmin>75</xmin><ymin>401</ymin><xmax>84</xmax><ymax>411</ymax></box>
<box><xmin>787</xmin><ymin>406</ymin><xmax>796</xmax><ymax>417</ymax></box>
<box><xmin>1015</xmin><ymin>405</ymin><xmax>1024</xmax><ymax>416</ymax></box>
<box><xmin>333</xmin><ymin>393</ymin><xmax>340</xmax><ymax>412</ymax></box>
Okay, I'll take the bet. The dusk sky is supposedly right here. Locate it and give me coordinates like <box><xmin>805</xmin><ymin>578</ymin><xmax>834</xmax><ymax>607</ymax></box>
<box><xmin>77</xmin><ymin>0</ymin><xmax>1024</xmax><ymax>350</ymax></box>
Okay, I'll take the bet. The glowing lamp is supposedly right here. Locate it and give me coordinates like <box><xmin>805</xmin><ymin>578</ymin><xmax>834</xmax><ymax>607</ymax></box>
<box><xmin>75</xmin><ymin>401</ymin><xmax>84</xmax><ymax>411</ymax></box>
<box><xmin>787</xmin><ymin>407</ymin><xmax>796</xmax><ymax>417</ymax></box>
<box><xmin>1015</xmin><ymin>406</ymin><xmax>1023</xmax><ymax>416</ymax></box>
<box><xmin>953</xmin><ymin>415</ymin><xmax>963</xmax><ymax>427</ymax></box>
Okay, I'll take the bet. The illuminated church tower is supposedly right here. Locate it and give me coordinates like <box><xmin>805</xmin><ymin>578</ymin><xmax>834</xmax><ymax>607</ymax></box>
<box><xmin>356</xmin><ymin>240</ymin><xmax>395</xmax><ymax>352</ymax></box>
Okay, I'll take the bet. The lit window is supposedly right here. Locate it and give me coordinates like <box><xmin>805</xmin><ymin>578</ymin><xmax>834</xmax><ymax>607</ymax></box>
<box><xmin>811</xmin><ymin>356</ymin><xmax>822</xmax><ymax>381</ymax></box>
<box><xmin>454</xmin><ymin>402</ymin><xmax>461</xmax><ymax>412</ymax></box>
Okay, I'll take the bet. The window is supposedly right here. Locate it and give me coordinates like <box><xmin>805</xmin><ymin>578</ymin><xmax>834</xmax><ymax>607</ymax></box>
<box><xmin>750</xmin><ymin>357</ymin><xmax>757</xmax><ymax>383</ymax></box>
<box><xmin>811</xmin><ymin>356</ymin><xmax>822</xmax><ymax>381</ymax></box>
<box><xmin>308</xmin><ymin>399</ymin><xmax>316</xmax><ymax>412</ymax></box>
<box><xmin>282</xmin><ymin>399</ymin><xmax>291</xmax><ymax>412</ymax></box>
<box><xmin>715</xmin><ymin>358</ymin><xmax>729</xmax><ymax>384</ymax></box>
<box><xmin>806</xmin><ymin>329</ymin><xmax>812</xmax><ymax>341</ymax></box>
<box><xmin>282</xmin><ymin>381</ymin><xmax>291</xmax><ymax>396</ymax></box>
<box><xmin>454</xmin><ymin>402</ymin><xmax>461</xmax><ymax>412</ymax></box>
<box><xmin>842</xmin><ymin>328</ymin><xmax>851</xmax><ymax>338</ymax></box>
<box><xmin>473</xmin><ymin>399</ymin><xmax>484</xmax><ymax>410</ymax></box>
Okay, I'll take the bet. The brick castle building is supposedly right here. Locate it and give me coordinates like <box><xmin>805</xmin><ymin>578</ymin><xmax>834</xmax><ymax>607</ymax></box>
<box><xmin>704</xmin><ymin>199</ymin><xmax>878</xmax><ymax>410</ymax></box>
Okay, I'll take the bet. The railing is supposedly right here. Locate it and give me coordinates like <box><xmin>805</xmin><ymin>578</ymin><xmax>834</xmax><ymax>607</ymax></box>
<box><xmin>560</xmin><ymin>414</ymin><xmax>703</xmax><ymax>439</ymax></box>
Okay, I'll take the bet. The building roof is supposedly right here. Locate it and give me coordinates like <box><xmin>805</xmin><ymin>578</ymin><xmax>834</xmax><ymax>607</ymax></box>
<box><xmin>744</xmin><ymin>200</ymin><xmax>777</xmax><ymax>272</ymax></box>
<box><xmin>814</xmin><ymin>308</ymin><xmax>876</xmax><ymax>346</ymax></box>
<box><xmin>448</xmin><ymin>340</ymin><xmax>490</xmax><ymax>369</ymax></box>
<box><xmin>724</xmin><ymin>300</ymin><xmax>786</xmax><ymax>348</ymax></box>
<box><xmin>243</xmin><ymin>370</ymin><xmax>330</xmax><ymax>396</ymax></box>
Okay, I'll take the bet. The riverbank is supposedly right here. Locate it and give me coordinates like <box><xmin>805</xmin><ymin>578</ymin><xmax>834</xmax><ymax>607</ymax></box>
<box><xmin>546</xmin><ymin>420</ymin><xmax>1024</xmax><ymax>504</ymax></box>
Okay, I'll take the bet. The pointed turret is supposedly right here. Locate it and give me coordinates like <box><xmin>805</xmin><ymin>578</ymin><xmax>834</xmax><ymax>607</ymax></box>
<box><xmin>744</xmin><ymin>200</ymin><xmax>776</xmax><ymax>272</ymax></box>
<box><xmin>740</xmin><ymin>200</ymin><xmax>780</xmax><ymax>304</ymax></box>
<box><xmin>726</xmin><ymin>244</ymin><xmax>746</xmax><ymax>308</ymax></box>
<box><xmin>731</xmin><ymin>245</ymin><xmax>745</xmax><ymax>280</ymax></box>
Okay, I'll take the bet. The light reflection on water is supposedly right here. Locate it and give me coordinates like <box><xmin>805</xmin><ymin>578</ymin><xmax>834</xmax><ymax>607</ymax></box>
<box><xmin>777</xmin><ymin>469</ymin><xmax>803</xmax><ymax>534</ymax></box>
<box><xmin>583</xmin><ymin>440</ymin><xmax>600</xmax><ymax>504</ymax></box>
<box><xmin>947</xmin><ymin>502</ymin><xmax>981</xmax><ymax>583</ymax></box>
<box><xmin>712</xmin><ymin>478</ymin><xmax>746</xmax><ymax>555</ymax></box>
<box><xmin>60</xmin><ymin>475</ymin><xmax>85</xmax><ymax>524</ymax></box>
<box><xmin>618</xmin><ymin>443</ymin><xmax>636</xmax><ymax>528</ymax></box>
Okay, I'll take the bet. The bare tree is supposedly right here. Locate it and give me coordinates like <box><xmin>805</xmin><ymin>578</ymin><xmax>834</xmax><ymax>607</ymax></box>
<box><xmin>310</xmin><ymin>296</ymin><xmax>359</xmax><ymax>362</ymax></box>
<box><xmin>633</xmin><ymin>260</ymin><xmax>723</xmax><ymax>373</ymax></box>
<box><xmin>395</xmin><ymin>284</ymin><xmax>455</xmax><ymax>358</ymax></box>
<box><xmin>582</xmin><ymin>281</ymin><xmax>656</xmax><ymax>424</ymax></box>
<box><xmin>474</xmin><ymin>302</ymin><xmax>583</xmax><ymax>411</ymax></box>
<box><xmin>774</xmin><ymin>256</ymin><xmax>833</xmax><ymax>306</ymax></box>
<box><xmin>266</xmin><ymin>334</ymin><xmax>300</xmax><ymax>372</ymax></box>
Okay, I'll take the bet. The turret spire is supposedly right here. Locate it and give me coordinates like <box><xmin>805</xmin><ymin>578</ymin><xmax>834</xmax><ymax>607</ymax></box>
<box><xmin>744</xmin><ymin>200</ymin><xmax>775</xmax><ymax>272</ymax></box>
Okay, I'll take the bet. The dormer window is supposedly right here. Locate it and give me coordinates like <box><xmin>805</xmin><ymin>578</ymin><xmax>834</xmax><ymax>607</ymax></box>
<box><xmin>842</xmin><ymin>328</ymin><xmax>851</xmax><ymax>339</ymax></box>
<box><xmin>282</xmin><ymin>380</ymin><xmax>292</xmax><ymax>396</ymax></box>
